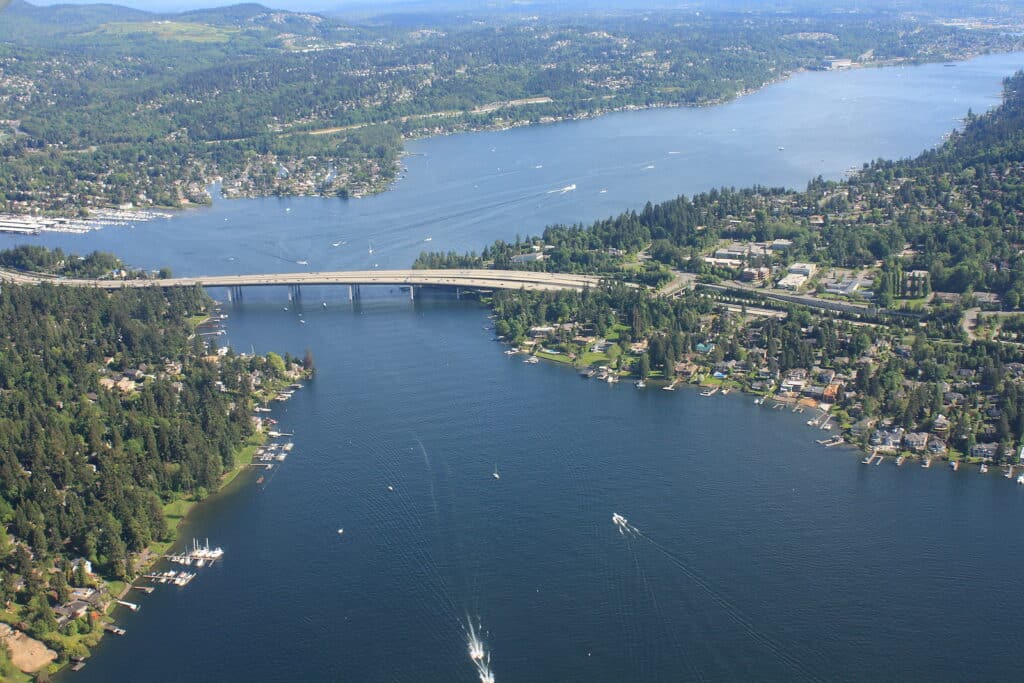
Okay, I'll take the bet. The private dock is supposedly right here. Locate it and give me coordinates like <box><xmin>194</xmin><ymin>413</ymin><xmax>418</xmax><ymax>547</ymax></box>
<box><xmin>700</xmin><ymin>386</ymin><xmax>719</xmax><ymax>397</ymax></box>
<box><xmin>115</xmin><ymin>599</ymin><xmax>139</xmax><ymax>612</ymax></box>
<box><xmin>130</xmin><ymin>586</ymin><xmax>154</xmax><ymax>594</ymax></box>
<box><xmin>863</xmin><ymin>449</ymin><xmax>884</xmax><ymax>465</ymax></box>
<box><xmin>103</xmin><ymin>624</ymin><xmax>126</xmax><ymax>636</ymax></box>
<box><xmin>923</xmin><ymin>458</ymin><xmax>932</xmax><ymax>468</ymax></box>
<box><xmin>663</xmin><ymin>378</ymin><xmax>680</xmax><ymax>391</ymax></box>
<box><xmin>896</xmin><ymin>455</ymin><xmax>906</xmax><ymax>466</ymax></box>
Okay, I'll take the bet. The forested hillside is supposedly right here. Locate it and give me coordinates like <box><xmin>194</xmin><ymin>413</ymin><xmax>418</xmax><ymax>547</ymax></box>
<box><xmin>0</xmin><ymin>1</ymin><xmax>1018</xmax><ymax>212</ymax></box>
<box><xmin>0</xmin><ymin>251</ymin><xmax>300</xmax><ymax>667</ymax></box>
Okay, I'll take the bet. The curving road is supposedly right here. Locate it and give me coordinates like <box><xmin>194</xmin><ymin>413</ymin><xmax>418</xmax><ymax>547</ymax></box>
<box><xmin>0</xmin><ymin>268</ymin><xmax>605</xmax><ymax>292</ymax></box>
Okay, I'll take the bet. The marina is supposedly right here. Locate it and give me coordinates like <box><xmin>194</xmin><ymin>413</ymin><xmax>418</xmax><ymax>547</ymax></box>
<box><xmin>0</xmin><ymin>209</ymin><xmax>173</xmax><ymax>235</ymax></box>
<box><xmin>165</xmin><ymin>538</ymin><xmax>224</xmax><ymax>567</ymax></box>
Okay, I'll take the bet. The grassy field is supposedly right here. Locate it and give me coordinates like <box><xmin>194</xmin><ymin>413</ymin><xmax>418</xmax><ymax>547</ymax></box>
<box><xmin>92</xmin><ymin>22</ymin><xmax>237</xmax><ymax>43</ymax></box>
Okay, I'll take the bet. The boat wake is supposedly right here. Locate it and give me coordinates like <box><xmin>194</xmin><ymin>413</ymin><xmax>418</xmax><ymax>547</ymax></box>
<box><xmin>611</xmin><ymin>512</ymin><xmax>822</xmax><ymax>681</ymax></box>
<box><xmin>465</xmin><ymin>615</ymin><xmax>496</xmax><ymax>683</ymax></box>
<box><xmin>547</xmin><ymin>183</ymin><xmax>577</xmax><ymax>194</ymax></box>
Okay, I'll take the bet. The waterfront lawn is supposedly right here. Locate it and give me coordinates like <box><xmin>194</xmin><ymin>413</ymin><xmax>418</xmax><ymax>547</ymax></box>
<box><xmin>535</xmin><ymin>350</ymin><xmax>572</xmax><ymax>365</ymax></box>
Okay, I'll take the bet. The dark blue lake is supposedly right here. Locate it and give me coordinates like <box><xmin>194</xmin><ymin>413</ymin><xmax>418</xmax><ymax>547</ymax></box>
<box><xmin>18</xmin><ymin>53</ymin><xmax>1024</xmax><ymax>681</ymax></box>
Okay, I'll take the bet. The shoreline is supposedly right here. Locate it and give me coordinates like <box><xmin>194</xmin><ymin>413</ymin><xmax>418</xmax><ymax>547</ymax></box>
<box><xmin>510</xmin><ymin>344</ymin><xmax>993</xmax><ymax>476</ymax></box>
<box><xmin>47</xmin><ymin>367</ymin><xmax>307</xmax><ymax>679</ymax></box>
<box><xmin>4</xmin><ymin>50</ymin><xmax>1016</xmax><ymax>223</ymax></box>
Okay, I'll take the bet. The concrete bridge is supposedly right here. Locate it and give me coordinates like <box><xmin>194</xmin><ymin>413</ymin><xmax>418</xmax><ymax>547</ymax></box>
<box><xmin>0</xmin><ymin>268</ymin><xmax>605</xmax><ymax>300</ymax></box>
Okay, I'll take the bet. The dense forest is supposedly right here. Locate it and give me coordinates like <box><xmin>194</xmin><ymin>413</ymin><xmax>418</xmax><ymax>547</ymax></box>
<box><xmin>0</xmin><ymin>249</ymin><xmax>300</xmax><ymax>669</ymax></box>
<box><xmin>0</xmin><ymin>1</ymin><xmax>1020</xmax><ymax>212</ymax></box>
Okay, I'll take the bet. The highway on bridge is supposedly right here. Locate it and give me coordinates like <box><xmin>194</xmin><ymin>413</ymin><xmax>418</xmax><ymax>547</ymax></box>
<box><xmin>0</xmin><ymin>268</ymin><xmax>606</xmax><ymax>292</ymax></box>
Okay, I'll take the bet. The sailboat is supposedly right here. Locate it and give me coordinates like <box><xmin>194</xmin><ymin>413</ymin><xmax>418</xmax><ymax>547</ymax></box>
<box><xmin>368</xmin><ymin>241</ymin><xmax>374</xmax><ymax>255</ymax></box>
<box><xmin>492</xmin><ymin>464</ymin><xmax>500</xmax><ymax>480</ymax></box>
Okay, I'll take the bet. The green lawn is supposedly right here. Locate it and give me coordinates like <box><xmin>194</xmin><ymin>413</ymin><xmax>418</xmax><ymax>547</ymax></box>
<box><xmin>93</xmin><ymin>21</ymin><xmax>237</xmax><ymax>43</ymax></box>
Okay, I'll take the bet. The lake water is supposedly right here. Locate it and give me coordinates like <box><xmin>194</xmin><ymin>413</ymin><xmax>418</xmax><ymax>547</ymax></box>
<box><xmin>20</xmin><ymin>52</ymin><xmax>1024</xmax><ymax>681</ymax></box>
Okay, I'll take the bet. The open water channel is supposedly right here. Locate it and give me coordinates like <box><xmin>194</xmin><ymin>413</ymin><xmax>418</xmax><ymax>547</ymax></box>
<box><xmin>12</xmin><ymin>52</ymin><xmax>1024</xmax><ymax>681</ymax></box>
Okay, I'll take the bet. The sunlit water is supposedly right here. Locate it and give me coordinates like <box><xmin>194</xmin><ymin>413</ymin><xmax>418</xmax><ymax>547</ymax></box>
<box><xmin>21</xmin><ymin>53</ymin><xmax>1024</xmax><ymax>681</ymax></box>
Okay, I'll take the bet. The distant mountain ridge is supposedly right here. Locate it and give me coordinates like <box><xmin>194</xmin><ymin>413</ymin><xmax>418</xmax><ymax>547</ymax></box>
<box><xmin>0</xmin><ymin>1</ymin><xmax>322</xmax><ymax>39</ymax></box>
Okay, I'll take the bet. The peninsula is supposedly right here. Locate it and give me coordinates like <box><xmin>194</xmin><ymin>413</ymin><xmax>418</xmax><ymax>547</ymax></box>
<box><xmin>1</xmin><ymin>1</ymin><xmax>1022</xmax><ymax>219</ymax></box>
<box><xmin>417</xmin><ymin>69</ymin><xmax>1024</xmax><ymax>470</ymax></box>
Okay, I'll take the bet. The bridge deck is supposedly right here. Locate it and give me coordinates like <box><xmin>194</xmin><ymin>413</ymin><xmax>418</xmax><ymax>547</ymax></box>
<box><xmin>0</xmin><ymin>268</ymin><xmax>606</xmax><ymax>292</ymax></box>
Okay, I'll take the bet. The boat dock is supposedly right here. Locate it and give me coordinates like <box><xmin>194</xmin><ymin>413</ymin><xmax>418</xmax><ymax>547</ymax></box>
<box><xmin>115</xmin><ymin>600</ymin><xmax>140</xmax><ymax>612</ymax></box>
<box><xmin>699</xmin><ymin>386</ymin><xmax>719</xmax><ymax>397</ymax></box>
<box><xmin>130</xmin><ymin>586</ymin><xmax>154</xmax><ymax>594</ymax></box>
<box><xmin>103</xmin><ymin>624</ymin><xmax>126</xmax><ymax>636</ymax></box>
<box><xmin>862</xmin><ymin>449</ymin><xmax>884</xmax><ymax>465</ymax></box>
<box><xmin>165</xmin><ymin>538</ymin><xmax>224</xmax><ymax>567</ymax></box>
<box><xmin>896</xmin><ymin>455</ymin><xmax>906</xmax><ymax>466</ymax></box>
<box><xmin>663</xmin><ymin>378</ymin><xmax>680</xmax><ymax>391</ymax></box>
<box><xmin>143</xmin><ymin>571</ymin><xmax>197</xmax><ymax>586</ymax></box>
<box><xmin>816</xmin><ymin>435</ymin><xmax>844</xmax><ymax>447</ymax></box>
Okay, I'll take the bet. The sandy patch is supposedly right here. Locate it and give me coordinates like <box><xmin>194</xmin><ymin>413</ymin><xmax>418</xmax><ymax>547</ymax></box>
<box><xmin>0</xmin><ymin>623</ymin><xmax>57</xmax><ymax>673</ymax></box>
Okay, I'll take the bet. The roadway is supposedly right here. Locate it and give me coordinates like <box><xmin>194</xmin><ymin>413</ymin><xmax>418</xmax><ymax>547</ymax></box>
<box><xmin>0</xmin><ymin>268</ymin><xmax>605</xmax><ymax>292</ymax></box>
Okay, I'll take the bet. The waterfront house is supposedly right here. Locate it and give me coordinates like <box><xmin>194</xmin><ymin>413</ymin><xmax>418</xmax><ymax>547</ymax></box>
<box><xmin>870</xmin><ymin>426</ymin><xmax>905</xmax><ymax>450</ymax></box>
<box><xmin>927</xmin><ymin>438</ymin><xmax>948</xmax><ymax>455</ymax></box>
<box><xmin>823</xmin><ymin>382</ymin><xmax>842</xmax><ymax>401</ymax></box>
<box><xmin>932</xmin><ymin>414</ymin><xmax>951</xmax><ymax>434</ymax></box>
<box><xmin>972</xmin><ymin>443</ymin><xmax>1000</xmax><ymax>460</ymax></box>
<box><xmin>904</xmin><ymin>432</ymin><xmax>929</xmax><ymax>453</ymax></box>
<box><xmin>54</xmin><ymin>600</ymin><xmax>91</xmax><ymax>627</ymax></box>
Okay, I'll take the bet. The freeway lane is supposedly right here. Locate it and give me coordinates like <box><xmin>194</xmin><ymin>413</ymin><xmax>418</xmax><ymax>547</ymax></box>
<box><xmin>0</xmin><ymin>268</ymin><xmax>607</xmax><ymax>292</ymax></box>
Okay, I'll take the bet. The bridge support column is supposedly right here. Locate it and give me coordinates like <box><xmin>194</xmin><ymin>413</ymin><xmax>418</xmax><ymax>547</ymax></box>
<box><xmin>456</xmin><ymin>287</ymin><xmax>461</xmax><ymax>300</ymax></box>
<box><xmin>286</xmin><ymin>284</ymin><xmax>301</xmax><ymax>301</ymax></box>
<box><xmin>409</xmin><ymin>285</ymin><xmax>415</xmax><ymax>301</ymax></box>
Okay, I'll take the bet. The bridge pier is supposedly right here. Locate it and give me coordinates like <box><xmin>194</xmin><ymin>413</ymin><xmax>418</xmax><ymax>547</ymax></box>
<box><xmin>226</xmin><ymin>285</ymin><xmax>243</xmax><ymax>303</ymax></box>
<box><xmin>409</xmin><ymin>285</ymin><xmax>415</xmax><ymax>301</ymax></box>
<box><xmin>348</xmin><ymin>284</ymin><xmax>361</xmax><ymax>302</ymax></box>
<box><xmin>287</xmin><ymin>284</ymin><xmax>301</xmax><ymax>302</ymax></box>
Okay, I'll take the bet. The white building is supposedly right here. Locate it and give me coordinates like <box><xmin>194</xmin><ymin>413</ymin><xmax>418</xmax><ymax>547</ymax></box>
<box><xmin>777</xmin><ymin>273</ymin><xmax>808</xmax><ymax>290</ymax></box>
<box><xmin>788</xmin><ymin>262</ymin><xmax>817</xmax><ymax>277</ymax></box>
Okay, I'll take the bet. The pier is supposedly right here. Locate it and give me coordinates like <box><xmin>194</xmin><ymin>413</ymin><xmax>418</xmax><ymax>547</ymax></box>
<box><xmin>862</xmin><ymin>449</ymin><xmax>884</xmax><ymax>465</ymax></box>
